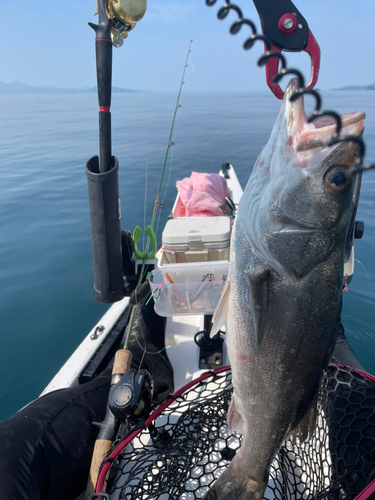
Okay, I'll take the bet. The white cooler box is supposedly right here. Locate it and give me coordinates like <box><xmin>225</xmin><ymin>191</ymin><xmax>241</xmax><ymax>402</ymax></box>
<box><xmin>150</xmin><ymin>260</ymin><xmax>229</xmax><ymax>316</ymax></box>
<box><xmin>160</xmin><ymin>216</ymin><xmax>231</xmax><ymax>264</ymax></box>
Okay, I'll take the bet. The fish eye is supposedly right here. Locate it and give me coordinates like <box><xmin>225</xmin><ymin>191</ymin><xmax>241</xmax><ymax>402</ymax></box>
<box><xmin>324</xmin><ymin>166</ymin><xmax>352</xmax><ymax>195</ymax></box>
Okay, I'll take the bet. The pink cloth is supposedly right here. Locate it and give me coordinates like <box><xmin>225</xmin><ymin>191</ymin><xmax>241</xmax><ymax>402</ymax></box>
<box><xmin>176</xmin><ymin>172</ymin><xmax>231</xmax><ymax>217</ymax></box>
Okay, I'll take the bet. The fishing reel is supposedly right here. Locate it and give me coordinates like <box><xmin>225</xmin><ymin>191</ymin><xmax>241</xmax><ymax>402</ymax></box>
<box><xmin>95</xmin><ymin>0</ymin><xmax>147</xmax><ymax>47</ymax></box>
<box><xmin>109</xmin><ymin>369</ymin><xmax>153</xmax><ymax>421</ymax></box>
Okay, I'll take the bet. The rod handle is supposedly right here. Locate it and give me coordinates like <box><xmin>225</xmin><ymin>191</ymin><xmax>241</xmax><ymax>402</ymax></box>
<box><xmin>113</xmin><ymin>348</ymin><xmax>133</xmax><ymax>378</ymax></box>
<box><xmin>85</xmin><ymin>439</ymin><xmax>113</xmax><ymax>500</ymax></box>
<box><xmin>85</xmin><ymin>349</ymin><xmax>133</xmax><ymax>499</ymax></box>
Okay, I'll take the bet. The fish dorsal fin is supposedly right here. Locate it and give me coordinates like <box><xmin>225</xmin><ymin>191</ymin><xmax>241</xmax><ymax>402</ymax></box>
<box><xmin>248</xmin><ymin>271</ymin><xmax>270</xmax><ymax>348</ymax></box>
<box><xmin>210</xmin><ymin>279</ymin><xmax>230</xmax><ymax>338</ymax></box>
<box><xmin>288</xmin><ymin>390</ymin><xmax>319</xmax><ymax>443</ymax></box>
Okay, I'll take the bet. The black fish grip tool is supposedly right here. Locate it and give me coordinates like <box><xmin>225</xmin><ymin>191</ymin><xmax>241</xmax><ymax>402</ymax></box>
<box><xmin>252</xmin><ymin>0</ymin><xmax>320</xmax><ymax>99</ymax></box>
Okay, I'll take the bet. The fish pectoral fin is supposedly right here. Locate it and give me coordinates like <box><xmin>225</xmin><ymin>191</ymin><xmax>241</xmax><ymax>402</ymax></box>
<box><xmin>210</xmin><ymin>279</ymin><xmax>230</xmax><ymax>338</ymax></box>
<box><xmin>227</xmin><ymin>396</ymin><xmax>244</xmax><ymax>434</ymax></box>
<box><xmin>248</xmin><ymin>270</ymin><xmax>270</xmax><ymax>348</ymax></box>
<box><xmin>288</xmin><ymin>390</ymin><xmax>319</xmax><ymax>443</ymax></box>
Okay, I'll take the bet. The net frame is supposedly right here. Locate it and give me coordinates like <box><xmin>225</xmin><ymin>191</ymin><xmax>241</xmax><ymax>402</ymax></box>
<box><xmin>93</xmin><ymin>364</ymin><xmax>375</xmax><ymax>500</ymax></box>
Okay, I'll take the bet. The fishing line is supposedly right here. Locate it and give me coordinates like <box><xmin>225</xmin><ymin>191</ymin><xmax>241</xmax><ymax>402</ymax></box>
<box><xmin>161</xmin><ymin>135</ymin><xmax>175</xmax><ymax>204</ymax></box>
<box><xmin>143</xmin><ymin>171</ymin><xmax>148</xmax><ymax>254</ymax></box>
<box><xmin>154</xmin><ymin>101</ymin><xmax>182</xmax><ymax>238</ymax></box>
<box><xmin>138</xmin><ymin>110</ymin><xmax>183</xmax><ymax>363</ymax></box>
<box><xmin>153</xmin><ymin>152</ymin><xmax>173</xmax><ymax>240</ymax></box>
<box><xmin>135</xmin><ymin>333</ymin><xmax>167</xmax><ymax>356</ymax></box>
<box><xmin>342</xmin><ymin>258</ymin><xmax>371</xmax><ymax>319</ymax></box>
<box><xmin>138</xmin><ymin>351</ymin><xmax>146</xmax><ymax>373</ymax></box>
<box><xmin>187</xmin><ymin>55</ymin><xmax>213</xmax><ymax>172</ymax></box>
<box><xmin>355</xmin><ymin>258</ymin><xmax>370</xmax><ymax>281</ymax></box>
<box><xmin>124</xmin><ymin>40</ymin><xmax>194</xmax><ymax>353</ymax></box>
<box><xmin>138</xmin><ymin>39</ymin><xmax>193</xmax><ymax>283</ymax></box>
<box><xmin>160</xmin><ymin>96</ymin><xmax>183</xmax><ymax>205</ymax></box>
<box><xmin>125</xmin><ymin>295</ymin><xmax>166</xmax><ymax>376</ymax></box>
<box><xmin>154</xmin><ymin>93</ymin><xmax>185</xmax><ymax>239</ymax></box>
<box><xmin>187</xmin><ymin>60</ymin><xmax>217</xmax><ymax>173</ymax></box>
<box><xmin>194</xmin><ymin>94</ymin><xmax>216</xmax><ymax>173</ymax></box>
<box><xmin>345</xmin><ymin>325</ymin><xmax>375</xmax><ymax>342</ymax></box>
<box><xmin>142</xmin><ymin>92</ymin><xmax>153</xmax><ymax>254</ymax></box>
<box><xmin>204</xmin><ymin>139</ymin><xmax>215</xmax><ymax>173</ymax></box>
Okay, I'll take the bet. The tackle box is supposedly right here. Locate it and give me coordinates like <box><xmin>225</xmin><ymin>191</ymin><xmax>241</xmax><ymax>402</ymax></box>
<box><xmin>150</xmin><ymin>260</ymin><xmax>228</xmax><ymax>316</ymax></box>
<box><xmin>160</xmin><ymin>216</ymin><xmax>231</xmax><ymax>264</ymax></box>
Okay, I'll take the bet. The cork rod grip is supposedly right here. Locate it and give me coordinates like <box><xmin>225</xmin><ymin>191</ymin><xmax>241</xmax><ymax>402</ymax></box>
<box><xmin>112</xmin><ymin>348</ymin><xmax>132</xmax><ymax>377</ymax></box>
<box><xmin>85</xmin><ymin>439</ymin><xmax>113</xmax><ymax>500</ymax></box>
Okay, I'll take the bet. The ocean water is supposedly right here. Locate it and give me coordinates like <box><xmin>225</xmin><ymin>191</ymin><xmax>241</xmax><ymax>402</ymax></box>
<box><xmin>0</xmin><ymin>91</ymin><xmax>374</xmax><ymax>422</ymax></box>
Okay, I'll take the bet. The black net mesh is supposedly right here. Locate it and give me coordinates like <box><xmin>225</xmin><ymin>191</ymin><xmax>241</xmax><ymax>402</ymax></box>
<box><xmin>105</xmin><ymin>364</ymin><xmax>375</xmax><ymax>500</ymax></box>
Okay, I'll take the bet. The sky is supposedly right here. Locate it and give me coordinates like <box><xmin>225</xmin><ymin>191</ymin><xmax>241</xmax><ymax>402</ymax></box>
<box><xmin>0</xmin><ymin>0</ymin><xmax>374</xmax><ymax>92</ymax></box>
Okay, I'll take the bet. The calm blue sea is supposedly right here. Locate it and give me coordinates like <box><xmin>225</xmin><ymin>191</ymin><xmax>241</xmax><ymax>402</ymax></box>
<box><xmin>0</xmin><ymin>91</ymin><xmax>374</xmax><ymax>422</ymax></box>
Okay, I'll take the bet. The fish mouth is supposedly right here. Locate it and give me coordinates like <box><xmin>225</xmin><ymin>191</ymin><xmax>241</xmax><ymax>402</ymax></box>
<box><xmin>284</xmin><ymin>79</ymin><xmax>365</xmax><ymax>153</ymax></box>
<box><xmin>296</xmin><ymin>112</ymin><xmax>366</xmax><ymax>152</ymax></box>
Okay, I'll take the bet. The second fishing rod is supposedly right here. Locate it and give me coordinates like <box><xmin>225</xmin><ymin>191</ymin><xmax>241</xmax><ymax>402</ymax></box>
<box><xmin>125</xmin><ymin>39</ymin><xmax>194</xmax><ymax>350</ymax></box>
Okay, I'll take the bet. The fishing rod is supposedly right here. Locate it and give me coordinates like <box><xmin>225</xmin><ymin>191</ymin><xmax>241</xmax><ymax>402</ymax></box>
<box><xmin>132</xmin><ymin>39</ymin><xmax>193</xmax><ymax>272</ymax></box>
<box><xmin>85</xmin><ymin>5</ymin><xmax>192</xmax><ymax>498</ymax></box>
<box><xmin>125</xmin><ymin>40</ymin><xmax>194</xmax><ymax>350</ymax></box>
<box><xmin>84</xmin><ymin>1</ymin><xmax>147</xmax><ymax>499</ymax></box>
<box><xmin>85</xmin><ymin>0</ymin><xmax>147</xmax><ymax>305</ymax></box>
<box><xmin>86</xmin><ymin>37</ymin><xmax>193</xmax><ymax>499</ymax></box>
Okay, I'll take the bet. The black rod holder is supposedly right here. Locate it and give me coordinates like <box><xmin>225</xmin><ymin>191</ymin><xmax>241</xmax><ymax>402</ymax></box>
<box><xmin>86</xmin><ymin>156</ymin><xmax>125</xmax><ymax>303</ymax></box>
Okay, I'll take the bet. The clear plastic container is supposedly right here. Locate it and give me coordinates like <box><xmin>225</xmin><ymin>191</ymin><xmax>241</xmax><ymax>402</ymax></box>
<box><xmin>149</xmin><ymin>261</ymin><xmax>229</xmax><ymax>316</ymax></box>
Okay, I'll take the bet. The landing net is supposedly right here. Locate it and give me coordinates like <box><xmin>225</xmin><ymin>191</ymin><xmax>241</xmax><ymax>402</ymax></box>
<box><xmin>98</xmin><ymin>364</ymin><xmax>375</xmax><ymax>500</ymax></box>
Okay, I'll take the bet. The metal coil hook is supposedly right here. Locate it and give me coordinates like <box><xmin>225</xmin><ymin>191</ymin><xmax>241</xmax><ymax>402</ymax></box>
<box><xmin>230</xmin><ymin>18</ymin><xmax>257</xmax><ymax>36</ymax></box>
<box><xmin>244</xmin><ymin>34</ymin><xmax>271</xmax><ymax>51</ymax></box>
<box><xmin>218</xmin><ymin>3</ymin><xmax>243</xmax><ymax>21</ymax></box>
<box><xmin>205</xmin><ymin>0</ymin><xmax>370</xmax><ymax>178</ymax></box>
<box><xmin>273</xmin><ymin>68</ymin><xmax>305</xmax><ymax>89</ymax></box>
<box><xmin>258</xmin><ymin>52</ymin><xmax>287</xmax><ymax>72</ymax></box>
<box><xmin>329</xmin><ymin>135</ymin><xmax>366</xmax><ymax>164</ymax></box>
<box><xmin>289</xmin><ymin>88</ymin><xmax>322</xmax><ymax>112</ymax></box>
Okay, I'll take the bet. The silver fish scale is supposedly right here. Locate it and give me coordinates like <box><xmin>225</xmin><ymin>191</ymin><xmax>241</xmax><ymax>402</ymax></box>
<box><xmin>225</xmin><ymin>219</ymin><xmax>342</xmax><ymax>493</ymax></box>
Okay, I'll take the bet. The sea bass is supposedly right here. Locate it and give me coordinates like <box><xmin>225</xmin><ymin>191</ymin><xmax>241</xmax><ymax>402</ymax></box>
<box><xmin>204</xmin><ymin>79</ymin><xmax>365</xmax><ymax>500</ymax></box>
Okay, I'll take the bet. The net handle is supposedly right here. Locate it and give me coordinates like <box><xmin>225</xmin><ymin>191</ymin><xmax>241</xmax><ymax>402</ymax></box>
<box><xmin>355</xmin><ymin>369</ymin><xmax>375</xmax><ymax>383</ymax></box>
<box><xmin>353</xmin><ymin>478</ymin><xmax>375</xmax><ymax>500</ymax></box>
<box><xmin>94</xmin><ymin>365</ymin><xmax>231</xmax><ymax>497</ymax></box>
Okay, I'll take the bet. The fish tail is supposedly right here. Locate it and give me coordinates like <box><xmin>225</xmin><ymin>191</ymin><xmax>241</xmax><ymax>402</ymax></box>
<box><xmin>203</xmin><ymin>468</ymin><xmax>266</xmax><ymax>500</ymax></box>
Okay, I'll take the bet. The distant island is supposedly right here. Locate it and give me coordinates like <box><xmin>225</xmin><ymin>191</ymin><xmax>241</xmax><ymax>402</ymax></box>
<box><xmin>0</xmin><ymin>81</ymin><xmax>142</xmax><ymax>94</ymax></box>
<box><xmin>333</xmin><ymin>83</ymin><xmax>375</xmax><ymax>91</ymax></box>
